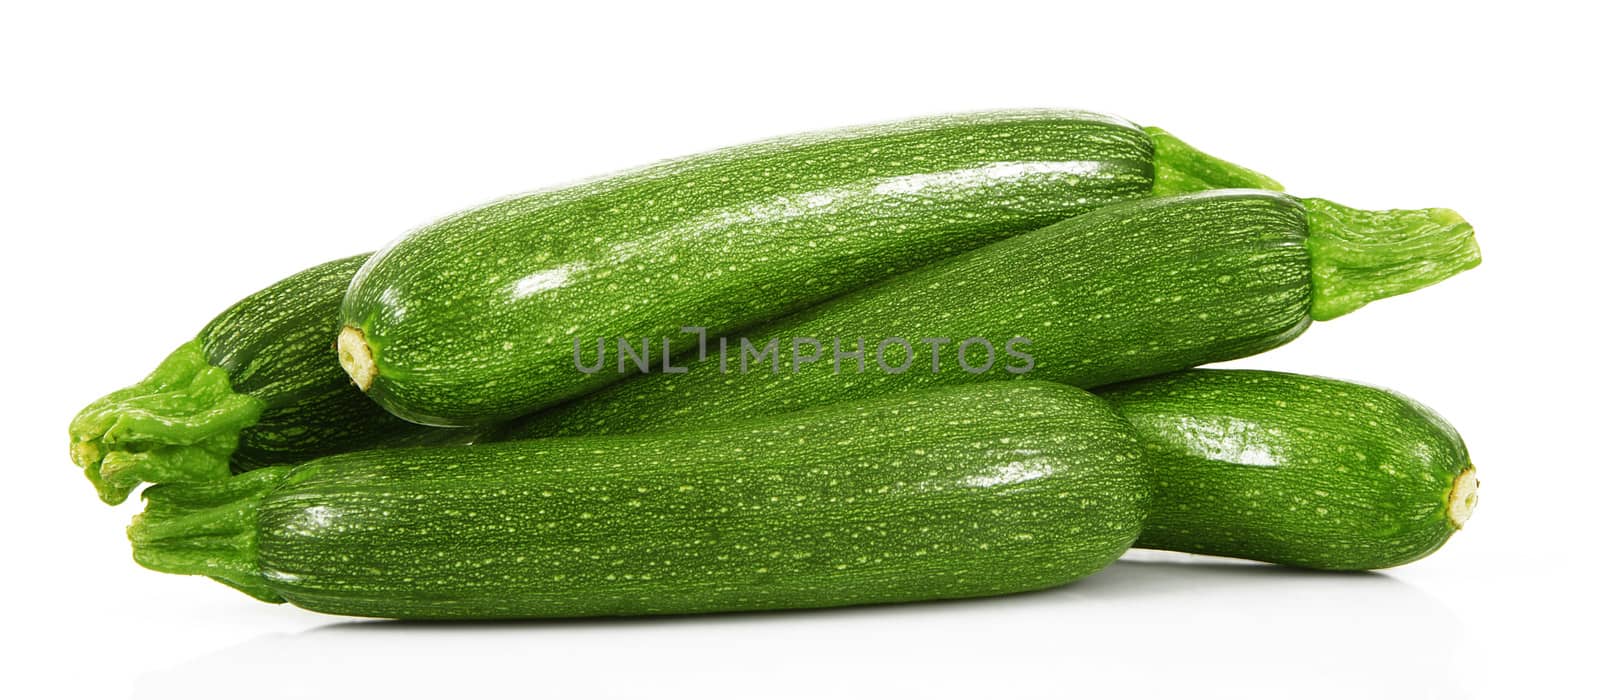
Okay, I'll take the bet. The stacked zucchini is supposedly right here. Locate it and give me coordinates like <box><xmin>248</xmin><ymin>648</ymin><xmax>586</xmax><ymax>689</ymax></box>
<box><xmin>73</xmin><ymin>110</ymin><xmax>1481</xmax><ymax>619</ymax></box>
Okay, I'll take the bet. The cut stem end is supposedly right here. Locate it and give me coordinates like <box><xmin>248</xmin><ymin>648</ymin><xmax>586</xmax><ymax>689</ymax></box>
<box><xmin>1448</xmin><ymin>467</ymin><xmax>1478</xmax><ymax>530</ymax></box>
<box><xmin>338</xmin><ymin>326</ymin><xmax>377</xmax><ymax>392</ymax></box>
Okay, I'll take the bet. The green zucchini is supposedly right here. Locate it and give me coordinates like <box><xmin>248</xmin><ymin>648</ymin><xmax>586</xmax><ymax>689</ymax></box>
<box><xmin>1099</xmin><ymin>369</ymin><xmax>1476</xmax><ymax>569</ymax></box>
<box><xmin>128</xmin><ymin>382</ymin><xmax>1152</xmax><ymax>619</ymax></box>
<box><xmin>337</xmin><ymin>110</ymin><xmax>1281</xmax><ymax>426</ymax></box>
<box><xmin>501</xmin><ymin>190</ymin><xmax>1480</xmax><ymax>440</ymax></box>
<box><xmin>69</xmin><ymin>256</ymin><xmax>479</xmax><ymax>505</ymax></box>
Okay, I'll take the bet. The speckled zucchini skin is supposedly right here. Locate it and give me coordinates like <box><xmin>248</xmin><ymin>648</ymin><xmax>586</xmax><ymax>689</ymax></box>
<box><xmin>500</xmin><ymin>191</ymin><xmax>1312</xmax><ymax>440</ymax></box>
<box><xmin>342</xmin><ymin>110</ymin><xmax>1167</xmax><ymax>426</ymax></box>
<box><xmin>201</xmin><ymin>255</ymin><xmax>476</xmax><ymax>470</ymax></box>
<box><xmin>1099</xmin><ymin>370</ymin><xmax>1472</xmax><ymax>569</ymax></box>
<box><xmin>234</xmin><ymin>383</ymin><xmax>1150</xmax><ymax>618</ymax></box>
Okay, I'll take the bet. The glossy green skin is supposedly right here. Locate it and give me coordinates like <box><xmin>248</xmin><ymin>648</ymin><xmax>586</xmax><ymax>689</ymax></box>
<box><xmin>139</xmin><ymin>383</ymin><xmax>1151</xmax><ymax>619</ymax></box>
<box><xmin>343</xmin><ymin>111</ymin><xmax>1163</xmax><ymax>426</ymax></box>
<box><xmin>1099</xmin><ymin>370</ymin><xmax>1471</xmax><ymax>569</ymax></box>
<box><xmin>502</xmin><ymin>191</ymin><xmax>1312</xmax><ymax>440</ymax></box>
<box><xmin>201</xmin><ymin>255</ymin><xmax>478</xmax><ymax>470</ymax></box>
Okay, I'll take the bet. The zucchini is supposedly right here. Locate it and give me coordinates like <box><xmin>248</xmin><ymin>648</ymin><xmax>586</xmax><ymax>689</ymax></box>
<box><xmin>69</xmin><ymin>256</ymin><xmax>479</xmax><ymax>504</ymax></box>
<box><xmin>128</xmin><ymin>382</ymin><xmax>1152</xmax><ymax>619</ymax></box>
<box><xmin>337</xmin><ymin>110</ymin><xmax>1281</xmax><ymax>426</ymax></box>
<box><xmin>1100</xmin><ymin>369</ymin><xmax>1476</xmax><ymax>569</ymax></box>
<box><xmin>501</xmin><ymin>190</ymin><xmax>1480</xmax><ymax>440</ymax></box>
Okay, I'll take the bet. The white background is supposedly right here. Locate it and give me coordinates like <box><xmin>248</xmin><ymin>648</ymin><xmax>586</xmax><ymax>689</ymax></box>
<box><xmin>3</xmin><ymin>2</ymin><xmax>1592</xmax><ymax>698</ymax></box>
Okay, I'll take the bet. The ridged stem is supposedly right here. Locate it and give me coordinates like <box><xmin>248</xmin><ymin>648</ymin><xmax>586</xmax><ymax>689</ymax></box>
<box><xmin>1302</xmin><ymin>197</ymin><xmax>1481</xmax><ymax>320</ymax></box>
<box><xmin>69</xmin><ymin>341</ymin><xmax>265</xmax><ymax>504</ymax></box>
<box><xmin>127</xmin><ymin>467</ymin><xmax>291</xmax><ymax>602</ymax></box>
<box><xmin>1144</xmin><ymin>126</ymin><xmax>1284</xmax><ymax>196</ymax></box>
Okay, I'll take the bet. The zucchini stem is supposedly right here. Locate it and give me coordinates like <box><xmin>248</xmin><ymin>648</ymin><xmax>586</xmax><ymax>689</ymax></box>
<box><xmin>338</xmin><ymin>326</ymin><xmax>377</xmax><ymax>392</ymax></box>
<box><xmin>128</xmin><ymin>467</ymin><xmax>290</xmax><ymax>602</ymax></box>
<box><xmin>1143</xmin><ymin>126</ymin><xmax>1284</xmax><ymax>196</ymax></box>
<box><xmin>1448</xmin><ymin>467</ymin><xmax>1478</xmax><ymax>530</ymax></box>
<box><xmin>1302</xmin><ymin>198</ymin><xmax>1481</xmax><ymax>320</ymax></box>
<box><xmin>69</xmin><ymin>341</ymin><xmax>264</xmax><ymax>504</ymax></box>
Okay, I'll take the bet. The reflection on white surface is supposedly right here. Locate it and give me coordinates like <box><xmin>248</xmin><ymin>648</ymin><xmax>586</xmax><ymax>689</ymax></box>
<box><xmin>132</xmin><ymin>552</ymin><xmax>1464</xmax><ymax>700</ymax></box>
